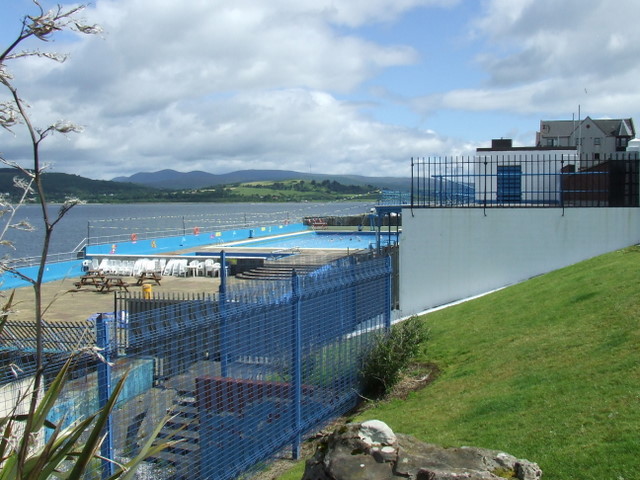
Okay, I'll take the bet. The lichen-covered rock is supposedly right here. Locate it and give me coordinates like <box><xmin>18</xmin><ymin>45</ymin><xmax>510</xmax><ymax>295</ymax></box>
<box><xmin>301</xmin><ymin>421</ymin><xmax>542</xmax><ymax>480</ymax></box>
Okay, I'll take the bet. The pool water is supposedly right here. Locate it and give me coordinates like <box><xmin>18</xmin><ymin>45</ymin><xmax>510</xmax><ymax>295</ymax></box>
<box><xmin>232</xmin><ymin>231</ymin><xmax>397</xmax><ymax>249</ymax></box>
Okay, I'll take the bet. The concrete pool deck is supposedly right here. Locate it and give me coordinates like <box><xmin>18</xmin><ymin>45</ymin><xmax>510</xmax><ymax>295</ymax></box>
<box><xmin>3</xmin><ymin>274</ymin><xmax>223</xmax><ymax>324</ymax></box>
<box><xmin>2</xmin><ymin>247</ymin><xmax>355</xmax><ymax>325</ymax></box>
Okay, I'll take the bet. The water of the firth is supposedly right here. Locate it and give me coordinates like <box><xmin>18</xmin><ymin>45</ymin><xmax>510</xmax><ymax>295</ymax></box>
<box><xmin>3</xmin><ymin>202</ymin><xmax>374</xmax><ymax>261</ymax></box>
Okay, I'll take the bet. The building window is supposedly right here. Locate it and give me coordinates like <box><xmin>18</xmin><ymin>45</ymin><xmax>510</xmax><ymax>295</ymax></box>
<box><xmin>546</xmin><ymin>138</ymin><xmax>557</xmax><ymax>147</ymax></box>
<box><xmin>497</xmin><ymin>165</ymin><xmax>522</xmax><ymax>203</ymax></box>
<box><xmin>594</xmin><ymin>137</ymin><xmax>601</xmax><ymax>146</ymax></box>
<box><xmin>616</xmin><ymin>137</ymin><xmax>628</xmax><ymax>148</ymax></box>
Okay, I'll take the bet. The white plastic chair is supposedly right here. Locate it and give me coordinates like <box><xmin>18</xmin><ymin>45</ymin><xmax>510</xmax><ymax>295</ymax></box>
<box><xmin>204</xmin><ymin>259</ymin><xmax>215</xmax><ymax>277</ymax></box>
<box><xmin>120</xmin><ymin>261</ymin><xmax>134</xmax><ymax>276</ymax></box>
<box><xmin>176</xmin><ymin>259</ymin><xmax>188</xmax><ymax>277</ymax></box>
<box><xmin>212</xmin><ymin>262</ymin><xmax>221</xmax><ymax>277</ymax></box>
<box><xmin>163</xmin><ymin>259</ymin><xmax>175</xmax><ymax>276</ymax></box>
<box><xmin>156</xmin><ymin>259</ymin><xmax>166</xmax><ymax>274</ymax></box>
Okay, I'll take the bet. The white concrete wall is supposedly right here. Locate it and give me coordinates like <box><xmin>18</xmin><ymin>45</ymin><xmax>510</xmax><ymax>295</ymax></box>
<box><xmin>399</xmin><ymin>207</ymin><xmax>640</xmax><ymax>316</ymax></box>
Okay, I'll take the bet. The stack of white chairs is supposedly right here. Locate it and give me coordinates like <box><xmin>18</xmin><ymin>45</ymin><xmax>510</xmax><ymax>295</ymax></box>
<box><xmin>212</xmin><ymin>262</ymin><xmax>222</xmax><ymax>277</ymax></box>
<box><xmin>155</xmin><ymin>258</ymin><xmax>166</xmax><ymax>275</ymax></box>
<box><xmin>98</xmin><ymin>258</ymin><xmax>119</xmax><ymax>274</ymax></box>
<box><xmin>143</xmin><ymin>259</ymin><xmax>156</xmax><ymax>273</ymax></box>
<box><xmin>188</xmin><ymin>259</ymin><xmax>205</xmax><ymax>276</ymax></box>
<box><xmin>204</xmin><ymin>259</ymin><xmax>215</xmax><ymax>277</ymax></box>
<box><xmin>163</xmin><ymin>259</ymin><xmax>176</xmax><ymax>276</ymax></box>
<box><xmin>175</xmin><ymin>259</ymin><xmax>188</xmax><ymax>276</ymax></box>
<box><xmin>132</xmin><ymin>259</ymin><xmax>145</xmax><ymax>277</ymax></box>
<box><xmin>118</xmin><ymin>260</ymin><xmax>134</xmax><ymax>276</ymax></box>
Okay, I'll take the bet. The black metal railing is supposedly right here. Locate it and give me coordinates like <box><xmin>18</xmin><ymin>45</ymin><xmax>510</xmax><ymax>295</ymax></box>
<box><xmin>411</xmin><ymin>153</ymin><xmax>639</xmax><ymax>208</ymax></box>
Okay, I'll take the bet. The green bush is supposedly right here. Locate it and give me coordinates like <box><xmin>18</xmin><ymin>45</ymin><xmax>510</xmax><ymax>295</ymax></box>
<box><xmin>360</xmin><ymin>316</ymin><xmax>429</xmax><ymax>398</ymax></box>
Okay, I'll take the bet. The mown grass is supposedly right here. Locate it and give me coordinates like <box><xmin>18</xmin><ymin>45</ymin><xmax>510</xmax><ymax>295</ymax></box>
<box><xmin>354</xmin><ymin>246</ymin><xmax>640</xmax><ymax>480</ymax></box>
<box><xmin>278</xmin><ymin>246</ymin><xmax>640</xmax><ymax>480</ymax></box>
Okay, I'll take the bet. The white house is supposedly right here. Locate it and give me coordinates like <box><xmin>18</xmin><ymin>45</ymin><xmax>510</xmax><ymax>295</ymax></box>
<box><xmin>536</xmin><ymin>117</ymin><xmax>635</xmax><ymax>161</ymax></box>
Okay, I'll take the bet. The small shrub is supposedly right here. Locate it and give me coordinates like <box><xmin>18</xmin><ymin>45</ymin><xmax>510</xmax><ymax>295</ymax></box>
<box><xmin>360</xmin><ymin>316</ymin><xmax>429</xmax><ymax>398</ymax></box>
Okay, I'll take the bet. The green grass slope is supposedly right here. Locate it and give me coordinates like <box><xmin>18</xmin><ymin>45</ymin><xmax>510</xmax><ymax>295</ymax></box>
<box><xmin>354</xmin><ymin>246</ymin><xmax>640</xmax><ymax>480</ymax></box>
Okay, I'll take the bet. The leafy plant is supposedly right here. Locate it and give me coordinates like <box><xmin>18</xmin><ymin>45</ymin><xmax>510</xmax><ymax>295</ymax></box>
<box><xmin>0</xmin><ymin>353</ymin><xmax>176</xmax><ymax>480</ymax></box>
<box><xmin>360</xmin><ymin>316</ymin><xmax>429</xmax><ymax>398</ymax></box>
<box><xmin>0</xmin><ymin>4</ymin><xmax>177</xmax><ymax>479</ymax></box>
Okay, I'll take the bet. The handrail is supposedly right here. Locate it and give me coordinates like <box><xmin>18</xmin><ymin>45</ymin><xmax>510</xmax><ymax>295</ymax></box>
<box><xmin>5</xmin><ymin>250</ymin><xmax>81</xmax><ymax>269</ymax></box>
<box><xmin>72</xmin><ymin>237</ymin><xmax>88</xmax><ymax>253</ymax></box>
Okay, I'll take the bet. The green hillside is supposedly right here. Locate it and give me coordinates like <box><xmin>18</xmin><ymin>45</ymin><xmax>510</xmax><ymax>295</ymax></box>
<box><xmin>278</xmin><ymin>247</ymin><xmax>640</xmax><ymax>480</ymax></box>
<box><xmin>355</xmin><ymin>247</ymin><xmax>640</xmax><ymax>479</ymax></box>
<box><xmin>0</xmin><ymin>169</ymin><xmax>161</xmax><ymax>203</ymax></box>
<box><xmin>0</xmin><ymin>170</ymin><xmax>379</xmax><ymax>203</ymax></box>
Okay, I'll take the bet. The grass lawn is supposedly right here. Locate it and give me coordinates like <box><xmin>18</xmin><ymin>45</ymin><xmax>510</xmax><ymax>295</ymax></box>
<box><xmin>278</xmin><ymin>246</ymin><xmax>640</xmax><ymax>480</ymax></box>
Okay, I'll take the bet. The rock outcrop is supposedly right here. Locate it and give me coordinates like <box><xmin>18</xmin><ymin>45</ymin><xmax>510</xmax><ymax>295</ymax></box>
<box><xmin>302</xmin><ymin>420</ymin><xmax>542</xmax><ymax>480</ymax></box>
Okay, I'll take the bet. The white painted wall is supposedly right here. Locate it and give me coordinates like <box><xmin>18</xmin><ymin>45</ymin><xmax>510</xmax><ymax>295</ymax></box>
<box><xmin>398</xmin><ymin>207</ymin><xmax>640</xmax><ymax>316</ymax></box>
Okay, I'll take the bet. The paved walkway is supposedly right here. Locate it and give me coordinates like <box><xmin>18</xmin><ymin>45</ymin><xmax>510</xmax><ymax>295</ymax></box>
<box><xmin>3</xmin><ymin>247</ymin><xmax>352</xmax><ymax>324</ymax></box>
<box><xmin>4</xmin><ymin>274</ymin><xmax>223</xmax><ymax>324</ymax></box>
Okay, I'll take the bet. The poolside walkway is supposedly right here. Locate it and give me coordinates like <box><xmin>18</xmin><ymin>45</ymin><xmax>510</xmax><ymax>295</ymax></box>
<box><xmin>2</xmin><ymin>236</ymin><xmax>360</xmax><ymax>328</ymax></box>
<box><xmin>3</xmin><ymin>274</ymin><xmax>222</xmax><ymax>324</ymax></box>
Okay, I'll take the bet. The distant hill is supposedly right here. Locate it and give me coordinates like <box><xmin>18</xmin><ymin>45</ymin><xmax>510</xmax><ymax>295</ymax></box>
<box><xmin>0</xmin><ymin>168</ymin><xmax>161</xmax><ymax>203</ymax></box>
<box><xmin>0</xmin><ymin>168</ymin><xmax>410</xmax><ymax>204</ymax></box>
<box><xmin>112</xmin><ymin>169</ymin><xmax>411</xmax><ymax>192</ymax></box>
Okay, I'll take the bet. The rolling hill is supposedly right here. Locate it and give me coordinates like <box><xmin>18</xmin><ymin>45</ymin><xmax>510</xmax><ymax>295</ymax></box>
<box><xmin>0</xmin><ymin>168</ymin><xmax>408</xmax><ymax>203</ymax></box>
<box><xmin>0</xmin><ymin>169</ymin><xmax>160</xmax><ymax>203</ymax></box>
<box><xmin>112</xmin><ymin>169</ymin><xmax>411</xmax><ymax>191</ymax></box>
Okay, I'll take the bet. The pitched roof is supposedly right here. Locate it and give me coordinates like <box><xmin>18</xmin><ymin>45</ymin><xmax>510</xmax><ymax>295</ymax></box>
<box><xmin>539</xmin><ymin>117</ymin><xmax>635</xmax><ymax>138</ymax></box>
<box><xmin>591</xmin><ymin>118</ymin><xmax>635</xmax><ymax>137</ymax></box>
<box><xmin>539</xmin><ymin>120</ymin><xmax>577</xmax><ymax>138</ymax></box>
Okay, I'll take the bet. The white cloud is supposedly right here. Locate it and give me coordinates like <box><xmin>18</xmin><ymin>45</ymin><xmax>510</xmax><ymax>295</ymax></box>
<box><xmin>414</xmin><ymin>0</ymin><xmax>640</xmax><ymax>121</ymax></box>
<box><xmin>3</xmin><ymin>0</ymin><xmax>639</xmax><ymax>182</ymax></box>
<box><xmin>1</xmin><ymin>0</ymin><xmax>456</xmax><ymax>179</ymax></box>
<box><xmin>56</xmin><ymin>88</ymin><xmax>463</xmax><ymax>179</ymax></box>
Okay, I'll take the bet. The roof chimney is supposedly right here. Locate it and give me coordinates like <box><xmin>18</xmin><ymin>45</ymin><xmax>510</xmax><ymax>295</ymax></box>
<box><xmin>491</xmin><ymin>138</ymin><xmax>512</xmax><ymax>149</ymax></box>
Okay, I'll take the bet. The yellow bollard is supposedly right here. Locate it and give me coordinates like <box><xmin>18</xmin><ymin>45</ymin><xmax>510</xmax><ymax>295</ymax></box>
<box><xmin>142</xmin><ymin>283</ymin><xmax>152</xmax><ymax>299</ymax></box>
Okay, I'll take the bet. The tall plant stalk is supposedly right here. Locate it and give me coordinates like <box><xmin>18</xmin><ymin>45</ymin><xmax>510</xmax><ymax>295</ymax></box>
<box><xmin>0</xmin><ymin>4</ymin><xmax>178</xmax><ymax>478</ymax></box>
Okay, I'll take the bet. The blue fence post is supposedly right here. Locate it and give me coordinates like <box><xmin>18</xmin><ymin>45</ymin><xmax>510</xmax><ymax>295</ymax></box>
<box><xmin>291</xmin><ymin>270</ymin><xmax>302</xmax><ymax>459</ymax></box>
<box><xmin>96</xmin><ymin>313</ymin><xmax>114</xmax><ymax>479</ymax></box>
<box><xmin>349</xmin><ymin>256</ymin><xmax>358</xmax><ymax>332</ymax></box>
<box><xmin>384</xmin><ymin>256</ymin><xmax>392</xmax><ymax>331</ymax></box>
<box><xmin>219</xmin><ymin>250</ymin><xmax>228</xmax><ymax>377</ymax></box>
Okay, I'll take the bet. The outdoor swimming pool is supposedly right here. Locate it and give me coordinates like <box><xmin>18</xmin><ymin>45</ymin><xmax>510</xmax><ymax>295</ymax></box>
<box><xmin>231</xmin><ymin>230</ymin><xmax>398</xmax><ymax>249</ymax></box>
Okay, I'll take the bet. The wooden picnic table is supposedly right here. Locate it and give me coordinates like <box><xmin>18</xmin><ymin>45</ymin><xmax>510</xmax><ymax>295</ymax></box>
<box><xmin>135</xmin><ymin>271</ymin><xmax>162</xmax><ymax>286</ymax></box>
<box><xmin>74</xmin><ymin>273</ymin><xmax>129</xmax><ymax>293</ymax></box>
<box><xmin>97</xmin><ymin>276</ymin><xmax>130</xmax><ymax>293</ymax></box>
<box><xmin>75</xmin><ymin>271</ymin><xmax>106</xmax><ymax>288</ymax></box>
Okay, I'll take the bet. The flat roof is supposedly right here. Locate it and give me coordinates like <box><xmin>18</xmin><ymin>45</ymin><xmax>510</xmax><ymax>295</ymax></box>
<box><xmin>477</xmin><ymin>146</ymin><xmax>577</xmax><ymax>152</ymax></box>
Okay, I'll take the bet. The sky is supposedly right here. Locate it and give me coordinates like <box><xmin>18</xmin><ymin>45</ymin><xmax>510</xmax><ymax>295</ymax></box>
<box><xmin>1</xmin><ymin>0</ymin><xmax>640</xmax><ymax>181</ymax></box>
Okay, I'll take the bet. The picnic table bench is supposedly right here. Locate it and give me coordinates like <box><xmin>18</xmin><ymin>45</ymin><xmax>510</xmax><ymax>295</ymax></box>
<box><xmin>98</xmin><ymin>276</ymin><xmax>130</xmax><ymax>293</ymax></box>
<box><xmin>74</xmin><ymin>273</ymin><xmax>130</xmax><ymax>293</ymax></box>
<box><xmin>135</xmin><ymin>271</ymin><xmax>162</xmax><ymax>286</ymax></box>
<box><xmin>74</xmin><ymin>270</ymin><xmax>106</xmax><ymax>289</ymax></box>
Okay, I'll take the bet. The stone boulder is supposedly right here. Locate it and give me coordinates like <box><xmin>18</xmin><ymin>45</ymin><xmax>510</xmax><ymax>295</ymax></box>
<box><xmin>301</xmin><ymin>420</ymin><xmax>542</xmax><ymax>480</ymax></box>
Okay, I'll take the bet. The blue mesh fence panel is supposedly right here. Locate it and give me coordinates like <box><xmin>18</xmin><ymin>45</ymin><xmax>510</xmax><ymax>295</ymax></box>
<box><xmin>0</xmin><ymin>254</ymin><xmax>391</xmax><ymax>480</ymax></box>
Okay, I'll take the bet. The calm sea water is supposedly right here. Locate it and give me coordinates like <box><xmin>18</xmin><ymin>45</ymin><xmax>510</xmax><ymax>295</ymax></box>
<box><xmin>3</xmin><ymin>202</ymin><xmax>374</xmax><ymax>261</ymax></box>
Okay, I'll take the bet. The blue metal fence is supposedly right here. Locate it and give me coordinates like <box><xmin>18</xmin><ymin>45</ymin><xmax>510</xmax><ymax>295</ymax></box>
<box><xmin>411</xmin><ymin>153</ymin><xmax>640</xmax><ymax>208</ymax></box>
<box><xmin>107</xmin><ymin>253</ymin><xmax>390</xmax><ymax>479</ymax></box>
<box><xmin>0</xmin><ymin>253</ymin><xmax>391</xmax><ymax>479</ymax></box>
